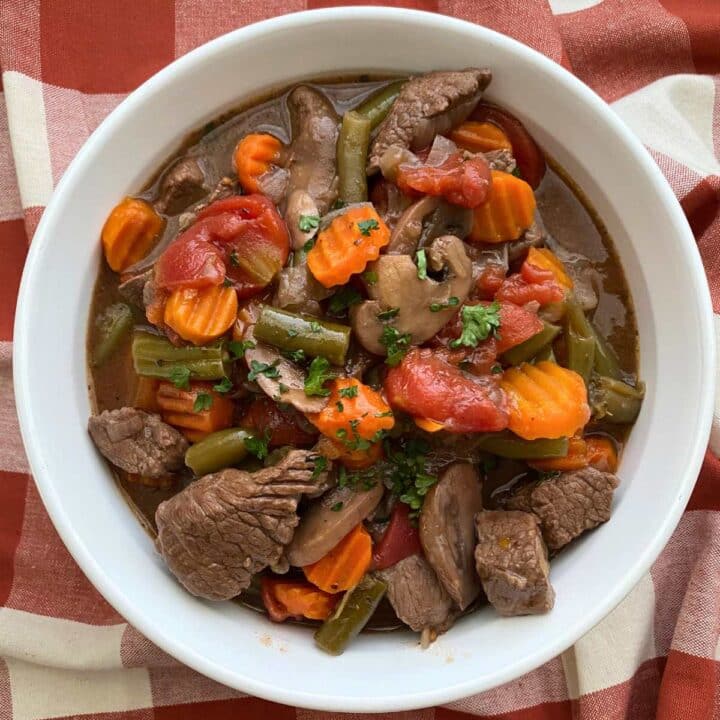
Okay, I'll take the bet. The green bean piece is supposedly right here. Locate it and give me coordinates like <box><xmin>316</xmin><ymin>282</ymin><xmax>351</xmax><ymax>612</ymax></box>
<box><xmin>337</xmin><ymin>111</ymin><xmax>372</xmax><ymax>204</ymax></box>
<box><xmin>355</xmin><ymin>81</ymin><xmax>404</xmax><ymax>129</ymax></box>
<box><xmin>591</xmin><ymin>325</ymin><xmax>623</xmax><ymax>379</ymax></box>
<box><xmin>185</xmin><ymin>428</ymin><xmax>253</xmax><ymax>476</ymax></box>
<box><xmin>92</xmin><ymin>303</ymin><xmax>133</xmax><ymax>367</ymax></box>
<box><xmin>533</xmin><ymin>344</ymin><xmax>556</xmax><ymax>363</ymax></box>
<box><xmin>564</xmin><ymin>299</ymin><xmax>596</xmax><ymax>384</ymax></box>
<box><xmin>132</xmin><ymin>332</ymin><xmax>230</xmax><ymax>380</ymax></box>
<box><xmin>314</xmin><ymin>575</ymin><xmax>387</xmax><ymax>656</ymax></box>
<box><xmin>253</xmin><ymin>305</ymin><xmax>351</xmax><ymax>366</ymax></box>
<box><xmin>591</xmin><ymin>376</ymin><xmax>644</xmax><ymax>424</ymax></box>
<box><xmin>501</xmin><ymin>323</ymin><xmax>561</xmax><ymax>366</ymax></box>
<box><xmin>475</xmin><ymin>432</ymin><xmax>569</xmax><ymax>460</ymax></box>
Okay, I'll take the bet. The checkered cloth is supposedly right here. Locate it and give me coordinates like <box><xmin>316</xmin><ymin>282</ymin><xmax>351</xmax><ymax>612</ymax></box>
<box><xmin>1</xmin><ymin>1</ymin><xmax>719</xmax><ymax>718</ymax></box>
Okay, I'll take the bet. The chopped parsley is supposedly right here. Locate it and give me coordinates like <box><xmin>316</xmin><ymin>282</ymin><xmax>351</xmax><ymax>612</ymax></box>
<box><xmin>429</xmin><ymin>296</ymin><xmax>459</xmax><ymax>312</ymax></box>
<box><xmin>328</xmin><ymin>286</ymin><xmax>362</xmax><ymax>315</ymax></box>
<box><xmin>228</xmin><ymin>340</ymin><xmax>255</xmax><ymax>359</ymax></box>
<box><xmin>491</xmin><ymin>363</ymin><xmax>503</xmax><ymax>374</ymax></box>
<box><xmin>298</xmin><ymin>214</ymin><xmax>320</xmax><ymax>233</ymax></box>
<box><xmin>213</xmin><ymin>377</ymin><xmax>233</xmax><ymax>393</ymax></box>
<box><xmin>247</xmin><ymin>359</ymin><xmax>280</xmax><ymax>382</ymax></box>
<box><xmin>450</xmin><ymin>301</ymin><xmax>502</xmax><ymax>349</ymax></box>
<box><xmin>244</xmin><ymin>431</ymin><xmax>270</xmax><ymax>460</ymax></box>
<box><xmin>222</xmin><ymin>277</ymin><xmax>233</xmax><ymax>288</ymax></box>
<box><xmin>311</xmin><ymin>455</ymin><xmax>328</xmax><ymax>480</ymax></box>
<box><xmin>357</xmin><ymin>218</ymin><xmax>380</xmax><ymax>236</ymax></box>
<box><xmin>538</xmin><ymin>470</ymin><xmax>561</xmax><ymax>482</ymax></box>
<box><xmin>331</xmin><ymin>199</ymin><xmax>347</xmax><ymax>211</ymax></box>
<box><xmin>278</xmin><ymin>382</ymin><xmax>290</xmax><ymax>394</ymax></box>
<box><xmin>362</xmin><ymin>270</ymin><xmax>378</xmax><ymax>285</ymax></box>
<box><xmin>229</xmin><ymin>250</ymin><xmax>240</xmax><ymax>267</ymax></box>
<box><xmin>169</xmin><ymin>365</ymin><xmax>191</xmax><ymax>390</ymax></box>
<box><xmin>339</xmin><ymin>385</ymin><xmax>359</xmax><ymax>399</ymax></box>
<box><xmin>304</xmin><ymin>356</ymin><xmax>333</xmax><ymax>397</ymax></box>
<box><xmin>377</xmin><ymin>307</ymin><xmax>400</xmax><ymax>321</ymax></box>
<box><xmin>302</xmin><ymin>238</ymin><xmax>316</xmax><ymax>253</ymax></box>
<box><xmin>309</xmin><ymin>321</ymin><xmax>322</xmax><ymax>333</ymax></box>
<box><xmin>331</xmin><ymin>502</ymin><xmax>344</xmax><ymax>512</ymax></box>
<box><xmin>337</xmin><ymin>465</ymin><xmax>378</xmax><ymax>491</ymax></box>
<box><xmin>380</xmin><ymin>325</ymin><xmax>411</xmax><ymax>367</ymax></box>
<box><xmin>193</xmin><ymin>392</ymin><xmax>213</xmax><ymax>413</ymax></box>
<box><xmin>282</xmin><ymin>348</ymin><xmax>307</xmax><ymax>364</ymax></box>
<box><xmin>287</xmin><ymin>328</ymin><xmax>299</xmax><ymax>338</ymax></box>
<box><xmin>416</xmin><ymin>249</ymin><xmax>428</xmax><ymax>280</ymax></box>
<box><xmin>385</xmin><ymin>439</ymin><xmax>438</xmax><ymax>518</ymax></box>
<box><xmin>336</xmin><ymin>401</ymin><xmax>344</xmax><ymax>413</ymax></box>
<box><xmin>375</xmin><ymin>411</ymin><xmax>393</xmax><ymax>418</ymax></box>
<box><xmin>511</xmin><ymin>166</ymin><xmax>522</xmax><ymax>178</ymax></box>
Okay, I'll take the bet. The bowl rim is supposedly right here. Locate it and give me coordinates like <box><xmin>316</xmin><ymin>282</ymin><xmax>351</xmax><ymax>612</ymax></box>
<box><xmin>13</xmin><ymin>6</ymin><xmax>715</xmax><ymax>711</ymax></box>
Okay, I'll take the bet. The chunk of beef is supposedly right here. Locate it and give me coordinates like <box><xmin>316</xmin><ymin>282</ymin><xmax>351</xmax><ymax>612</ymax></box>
<box><xmin>154</xmin><ymin>157</ymin><xmax>207</xmax><ymax>215</ymax></box>
<box><xmin>474</xmin><ymin>510</ymin><xmax>554</xmax><ymax>616</ymax></box>
<box><xmin>118</xmin><ymin>267</ymin><xmax>153</xmax><ymax>308</ymax></box>
<box><xmin>155</xmin><ymin>449</ymin><xmax>329</xmax><ymax>600</ymax></box>
<box><xmin>88</xmin><ymin>407</ymin><xmax>188</xmax><ymax>478</ymax></box>
<box><xmin>368</xmin><ymin>69</ymin><xmax>491</xmax><ymax>172</ymax></box>
<box><xmin>381</xmin><ymin>554</ymin><xmax>456</xmax><ymax>637</ymax></box>
<box><xmin>504</xmin><ymin>467</ymin><xmax>620</xmax><ymax>551</ymax></box>
<box><xmin>286</xmin><ymin>86</ymin><xmax>339</xmax><ymax>214</ymax></box>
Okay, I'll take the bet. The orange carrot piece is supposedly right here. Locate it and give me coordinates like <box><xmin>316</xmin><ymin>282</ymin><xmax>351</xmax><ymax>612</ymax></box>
<box><xmin>304</xmin><ymin>525</ymin><xmax>373</xmax><ymax>594</ymax></box>
<box><xmin>134</xmin><ymin>376</ymin><xmax>160</xmax><ymax>413</ymax></box>
<box><xmin>529</xmin><ymin>437</ymin><xmax>588</xmax><ymax>472</ymax></box>
<box><xmin>414</xmin><ymin>417</ymin><xmax>444</xmax><ymax>433</ymax></box>
<box><xmin>307</xmin><ymin>377</ymin><xmax>394</xmax><ymax>445</ymax></box>
<box><xmin>261</xmin><ymin>578</ymin><xmax>339</xmax><ymax>622</ymax></box>
<box><xmin>526</xmin><ymin>247</ymin><xmax>573</xmax><ymax>290</ymax></box>
<box><xmin>156</xmin><ymin>381</ymin><xmax>234</xmax><ymax>441</ymax></box>
<box><xmin>334</xmin><ymin>440</ymin><xmax>383</xmax><ymax>470</ymax></box>
<box><xmin>101</xmin><ymin>197</ymin><xmax>164</xmax><ymax>272</ymax></box>
<box><xmin>163</xmin><ymin>284</ymin><xmax>238</xmax><ymax>346</ymax></box>
<box><xmin>307</xmin><ymin>206</ymin><xmax>390</xmax><ymax>288</ymax></box>
<box><xmin>469</xmin><ymin>170</ymin><xmax>536</xmax><ymax>244</ymax></box>
<box><xmin>500</xmin><ymin>361</ymin><xmax>590</xmax><ymax>440</ymax></box>
<box><xmin>586</xmin><ymin>436</ymin><xmax>619</xmax><ymax>473</ymax></box>
<box><xmin>233</xmin><ymin>133</ymin><xmax>282</xmax><ymax>194</ymax></box>
<box><xmin>450</xmin><ymin>121</ymin><xmax>512</xmax><ymax>153</ymax></box>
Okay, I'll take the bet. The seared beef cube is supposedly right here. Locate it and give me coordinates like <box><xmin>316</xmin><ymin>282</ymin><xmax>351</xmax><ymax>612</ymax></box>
<box><xmin>474</xmin><ymin>510</ymin><xmax>554</xmax><ymax>616</ymax></box>
<box><xmin>88</xmin><ymin>407</ymin><xmax>187</xmax><ymax>478</ymax></box>
<box><xmin>505</xmin><ymin>467</ymin><xmax>620</xmax><ymax>551</ymax></box>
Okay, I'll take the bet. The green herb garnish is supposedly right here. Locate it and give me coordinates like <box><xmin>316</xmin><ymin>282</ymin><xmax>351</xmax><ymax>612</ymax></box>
<box><xmin>298</xmin><ymin>214</ymin><xmax>321</xmax><ymax>233</ymax></box>
<box><xmin>244</xmin><ymin>431</ymin><xmax>270</xmax><ymax>460</ymax></box>
<box><xmin>336</xmin><ymin>401</ymin><xmax>344</xmax><ymax>413</ymax></box>
<box><xmin>339</xmin><ymin>385</ymin><xmax>359</xmax><ymax>399</ymax></box>
<box><xmin>229</xmin><ymin>250</ymin><xmax>240</xmax><ymax>267</ymax></box>
<box><xmin>247</xmin><ymin>360</ymin><xmax>280</xmax><ymax>382</ymax></box>
<box><xmin>377</xmin><ymin>307</ymin><xmax>400</xmax><ymax>321</ymax></box>
<box><xmin>380</xmin><ymin>325</ymin><xmax>411</xmax><ymax>367</ymax></box>
<box><xmin>362</xmin><ymin>270</ymin><xmax>378</xmax><ymax>285</ymax></box>
<box><xmin>416</xmin><ymin>249</ymin><xmax>428</xmax><ymax>280</ymax></box>
<box><xmin>302</xmin><ymin>238</ymin><xmax>316</xmax><ymax>253</ymax></box>
<box><xmin>309</xmin><ymin>321</ymin><xmax>322</xmax><ymax>333</ymax></box>
<box><xmin>385</xmin><ymin>438</ymin><xmax>438</xmax><ymax>518</ymax></box>
<box><xmin>193</xmin><ymin>392</ymin><xmax>213</xmax><ymax>413</ymax></box>
<box><xmin>429</xmin><ymin>296</ymin><xmax>459</xmax><ymax>312</ymax></box>
<box><xmin>328</xmin><ymin>286</ymin><xmax>362</xmax><ymax>315</ymax></box>
<box><xmin>357</xmin><ymin>218</ymin><xmax>379</xmax><ymax>236</ymax></box>
<box><xmin>311</xmin><ymin>455</ymin><xmax>328</xmax><ymax>480</ymax></box>
<box><xmin>228</xmin><ymin>340</ymin><xmax>255</xmax><ymax>359</ymax></box>
<box><xmin>213</xmin><ymin>377</ymin><xmax>233</xmax><ymax>393</ymax></box>
<box><xmin>450</xmin><ymin>301</ymin><xmax>501</xmax><ymax>349</ymax></box>
<box><xmin>169</xmin><ymin>365</ymin><xmax>191</xmax><ymax>390</ymax></box>
<box><xmin>304</xmin><ymin>356</ymin><xmax>333</xmax><ymax>397</ymax></box>
<box><xmin>331</xmin><ymin>502</ymin><xmax>344</xmax><ymax>512</ymax></box>
<box><xmin>282</xmin><ymin>348</ymin><xmax>307</xmax><ymax>364</ymax></box>
<box><xmin>223</xmin><ymin>277</ymin><xmax>233</xmax><ymax>287</ymax></box>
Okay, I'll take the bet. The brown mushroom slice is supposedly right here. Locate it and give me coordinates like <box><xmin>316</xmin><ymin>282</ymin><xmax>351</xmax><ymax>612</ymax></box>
<box><xmin>286</xmin><ymin>86</ymin><xmax>339</xmax><ymax>215</ymax></box>
<box><xmin>285</xmin><ymin>189</ymin><xmax>320</xmax><ymax>251</ymax></box>
<box><xmin>244</xmin><ymin>339</ymin><xmax>328</xmax><ymax>415</ymax></box>
<box><xmin>286</xmin><ymin>483</ymin><xmax>384</xmax><ymax>567</ymax></box>
<box><xmin>420</xmin><ymin>463</ymin><xmax>483</xmax><ymax>610</ymax></box>
<box><xmin>351</xmin><ymin>235</ymin><xmax>473</xmax><ymax>355</ymax></box>
<box><xmin>387</xmin><ymin>196</ymin><xmax>440</xmax><ymax>255</ymax></box>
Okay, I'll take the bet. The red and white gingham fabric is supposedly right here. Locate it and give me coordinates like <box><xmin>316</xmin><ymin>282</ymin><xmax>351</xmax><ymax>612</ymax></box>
<box><xmin>1</xmin><ymin>1</ymin><xmax>719</xmax><ymax>718</ymax></box>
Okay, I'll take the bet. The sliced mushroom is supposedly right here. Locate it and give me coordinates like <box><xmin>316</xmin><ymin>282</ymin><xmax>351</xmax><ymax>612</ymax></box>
<box><xmin>420</xmin><ymin>463</ymin><xmax>483</xmax><ymax>610</ymax></box>
<box><xmin>387</xmin><ymin>196</ymin><xmax>440</xmax><ymax>255</ymax></box>
<box><xmin>273</xmin><ymin>265</ymin><xmax>332</xmax><ymax>317</ymax></box>
<box><xmin>243</xmin><ymin>329</ymin><xmax>328</xmax><ymax>414</ymax></box>
<box><xmin>153</xmin><ymin>157</ymin><xmax>207</xmax><ymax>215</ymax></box>
<box><xmin>351</xmin><ymin>235</ymin><xmax>473</xmax><ymax>355</ymax></box>
<box><xmin>286</xmin><ymin>86</ymin><xmax>339</xmax><ymax>215</ymax></box>
<box><xmin>285</xmin><ymin>189</ymin><xmax>320</xmax><ymax>250</ymax></box>
<box><xmin>418</xmin><ymin>202</ymin><xmax>473</xmax><ymax>247</ymax></box>
<box><xmin>286</xmin><ymin>483</ymin><xmax>384</xmax><ymax>566</ymax></box>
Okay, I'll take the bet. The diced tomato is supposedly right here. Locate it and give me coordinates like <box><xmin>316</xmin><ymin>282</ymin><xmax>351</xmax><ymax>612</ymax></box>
<box><xmin>372</xmin><ymin>502</ymin><xmax>423</xmax><ymax>571</ymax></box>
<box><xmin>240</xmin><ymin>396</ymin><xmax>318</xmax><ymax>447</ymax></box>
<box><xmin>384</xmin><ymin>348</ymin><xmax>508</xmax><ymax>433</ymax></box>
<box><xmin>475</xmin><ymin>263</ymin><xmax>507</xmax><ymax>299</ymax></box>
<box><xmin>495</xmin><ymin>270</ymin><xmax>564</xmax><ymax>307</ymax></box>
<box><xmin>155</xmin><ymin>194</ymin><xmax>290</xmax><ymax>298</ymax></box>
<box><xmin>395</xmin><ymin>153</ymin><xmax>491</xmax><ymax>208</ymax></box>
<box><xmin>470</xmin><ymin>103</ymin><xmax>547</xmax><ymax>189</ymax></box>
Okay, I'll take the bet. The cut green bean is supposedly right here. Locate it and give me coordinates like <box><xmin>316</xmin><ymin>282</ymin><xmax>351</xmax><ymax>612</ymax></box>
<box><xmin>591</xmin><ymin>326</ymin><xmax>623</xmax><ymax>379</ymax></box>
<box><xmin>564</xmin><ymin>299</ymin><xmax>595</xmax><ymax>384</ymax></box>
<box><xmin>501</xmin><ymin>323</ymin><xmax>561</xmax><ymax>365</ymax></box>
<box><xmin>254</xmin><ymin>305</ymin><xmax>351</xmax><ymax>366</ymax></box>
<box><xmin>314</xmin><ymin>575</ymin><xmax>387</xmax><ymax>656</ymax></box>
<box><xmin>337</xmin><ymin>111</ymin><xmax>372</xmax><ymax>204</ymax></box>
<box><xmin>132</xmin><ymin>331</ymin><xmax>230</xmax><ymax>380</ymax></box>
<box><xmin>475</xmin><ymin>432</ymin><xmax>569</xmax><ymax>460</ymax></box>
<box><xmin>185</xmin><ymin>428</ymin><xmax>254</xmax><ymax>476</ymax></box>
<box><xmin>591</xmin><ymin>376</ymin><xmax>644</xmax><ymax>424</ymax></box>
<box><xmin>533</xmin><ymin>344</ymin><xmax>556</xmax><ymax>363</ymax></box>
<box><xmin>355</xmin><ymin>80</ymin><xmax>404</xmax><ymax>129</ymax></box>
<box><xmin>92</xmin><ymin>303</ymin><xmax>133</xmax><ymax>367</ymax></box>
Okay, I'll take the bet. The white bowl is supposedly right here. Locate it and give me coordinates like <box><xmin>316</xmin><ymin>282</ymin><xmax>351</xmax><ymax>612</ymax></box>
<box><xmin>14</xmin><ymin>7</ymin><xmax>715</xmax><ymax>712</ymax></box>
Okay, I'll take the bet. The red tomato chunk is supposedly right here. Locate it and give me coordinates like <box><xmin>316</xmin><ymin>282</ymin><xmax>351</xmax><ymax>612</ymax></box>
<box><xmin>372</xmin><ymin>502</ymin><xmax>423</xmax><ymax>571</ymax></box>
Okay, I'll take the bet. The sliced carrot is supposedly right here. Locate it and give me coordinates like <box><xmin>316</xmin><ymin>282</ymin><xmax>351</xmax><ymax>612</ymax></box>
<box><xmin>156</xmin><ymin>381</ymin><xmax>234</xmax><ymax>442</ymax></box>
<box><xmin>500</xmin><ymin>360</ymin><xmax>590</xmax><ymax>440</ymax></box>
<box><xmin>526</xmin><ymin>247</ymin><xmax>573</xmax><ymax>290</ymax></box>
<box><xmin>335</xmin><ymin>440</ymin><xmax>383</xmax><ymax>470</ymax></box>
<box><xmin>586</xmin><ymin>436</ymin><xmax>618</xmax><ymax>473</ymax></box>
<box><xmin>101</xmin><ymin>197</ymin><xmax>164</xmax><ymax>272</ymax></box>
<box><xmin>233</xmin><ymin>133</ymin><xmax>282</xmax><ymax>194</ymax></box>
<box><xmin>261</xmin><ymin>578</ymin><xmax>339</xmax><ymax>622</ymax></box>
<box><xmin>164</xmin><ymin>284</ymin><xmax>238</xmax><ymax>346</ymax></box>
<box><xmin>304</xmin><ymin>525</ymin><xmax>373</xmax><ymax>594</ymax></box>
<box><xmin>134</xmin><ymin>376</ymin><xmax>160</xmax><ymax>413</ymax></box>
<box><xmin>450</xmin><ymin>120</ymin><xmax>512</xmax><ymax>153</ymax></box>
<box><xmin>469</xmin><ymin>170</ymin><xmax>536</xmax><ymax>244</ymax></box>
<box><xmin>529</xmin><ymin>436</ymin><xmax>588</xmax><ymax>472</ymax></box>
<box><xmin>414</xmin><ymin>417</ymin><xmax>444</xmax><ymax>433</ymax></box>
<box><xmin>307</xmin><ymin>206</ymin><xmax>390</xmax><ymax>288</ymax></box>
